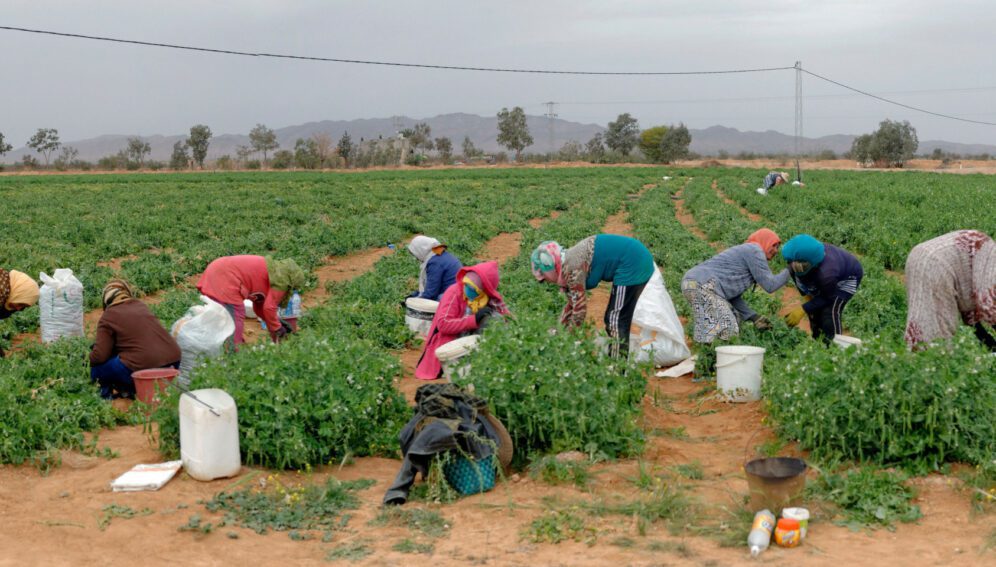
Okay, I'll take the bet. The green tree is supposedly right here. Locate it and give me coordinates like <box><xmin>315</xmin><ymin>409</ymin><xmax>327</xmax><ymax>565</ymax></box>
<box><xmin>271</xmin><ymin>149</ymin><xmax>294</xmax><ymax>169</ymax></box>
<box><xmin>658</xmin><ymin>123</ymin><xmax>692</xmax><ymax>164</ymax></box>
<box><xmin>27</xmin><ymin>128</ymin><xmax>61</xmax><ymax>166</ymax></box>
<box><xmin>293</xmin><ymin>137</ymin><xmax>321</xmax><ymax>169</ymax></box>
<box><xmin>188</xmin><ymin>124</ymin><xmax>212</xmax><ymax>169</ymax></box>
<box><xmin>434</xmin><ymin>136</ymin><xmax>453</xmax><ymax>162</ymax></box>
<box><xmin>337</xmin><ymin>131</ymin><xmax>353</xmax><ymax>167</ymax></box>
<box><xmin>170</xmin><ymin>140</ymin><xmax>190</xmax><ymax>170</ymax></box>
<box><xmin>639</xmin><ymin>125</ymin><xmax>668</xmax><ymax>162</ymax></box>
<box><xmin>249</xmin><ymin>123</ymin><xmax>279</xmax><ymax>163</ymax></box>
<box><xmin>850</xmin><ymin>134</ymin><xmax>874</xmax><ymax>165</ymax></box>
<box><xmin>0</xmin><ymin>131</ymin><xmax>12</xmax><ymax>157</ymax></box>
<box><xmin>605</xmin><ymin>113</ymin><xmax>640</xmax><ymax>156</ymax></box>
<box><xmin>461</xmin><ymin>136</ymin><xmax>478</xmax><ymax>159</ymax></box>
<box><xmin>870</xmin><ymin>119</ymin><xmax>918</xmax><ymax>167</ymax></box>
<box><xmin>496</xmin><ymin>106</ymin><xmax>533</xmax><ymax>162</ymax></box>
<box><xmin>125</xmin><ymin>137</ymin><xmax>151</xmax><ymax>167</ymax></box>
<box><xmin>585</xmin><ymin>133</ymin><xmax>605</xmax><ymax>162</ymax></box>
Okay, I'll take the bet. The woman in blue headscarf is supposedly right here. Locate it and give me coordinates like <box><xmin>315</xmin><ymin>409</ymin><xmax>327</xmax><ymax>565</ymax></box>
<box><xmin>781</xmin><ymin>234</ymin><xmax>863</xmax><ymax>343</ymax></box>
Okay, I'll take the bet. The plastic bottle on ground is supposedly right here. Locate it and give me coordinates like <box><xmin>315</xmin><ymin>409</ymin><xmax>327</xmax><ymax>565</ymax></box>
<box><xmin>747</xmin><ymin>508</ymin><xmax>775</xmax><ymax>557</ymax></box>
<box><xmin>288</xmin><ymin>291</ymin><xmax>302</xmax><ymax>318</ymax></box>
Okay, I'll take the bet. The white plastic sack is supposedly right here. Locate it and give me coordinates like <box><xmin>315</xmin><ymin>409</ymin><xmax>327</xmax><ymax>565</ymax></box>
<box><xmin>39</xmin><ymin>268</ymin><xmax>85</xmax><ymax>343</ymax></box>
<box><xmin>171</xmin><ymin>295</ymin><xmax>235</xmax><ymax>385</ymax></box>
<box><xmin>630</xmin><ymin>265</ymin><xmax>690</xmax><ymax>366</ymax></box>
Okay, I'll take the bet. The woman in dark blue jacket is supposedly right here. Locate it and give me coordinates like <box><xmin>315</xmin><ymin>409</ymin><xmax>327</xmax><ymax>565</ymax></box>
<box><xmin>781</xmin><ymin>234</ymin><xmax>863</xmax><ymax>343</ymax></box>
<box><xmin>407</xmin><ymin>236</ymin><xmax>463</xmax><ymax>302</ymax></box>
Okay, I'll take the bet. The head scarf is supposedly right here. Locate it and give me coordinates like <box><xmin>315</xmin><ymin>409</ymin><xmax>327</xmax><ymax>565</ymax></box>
<box><xmin>102</xmin><ymin>278</ymin><xmax>136</xmax><ymax>309</ymax></box>
<box><xmin>265</xmin><ymin>257</ymin><xmax>306</xmax><ymax>292</ymax></box>
<box><xmin>462</xmin><ymin>272</ymin><xmax>489</xmax><ymax>314</ymax></box>
<box><xmin>746</xmin><ymin>228</ymin><xmax>781</xmax><ymax>259</ymax></box>
<box><xmin>6</xmin><ymin>270</ymin><xmax>40</xmax><ymax>310</ymax></box>
<box><xmin>782</xmin><ymin>234</ymin><xmax>826</xmax><ymax>274</ymax></box>
<box><xmin>530</xmin><ymin>241</ymin><xmax>564</xmax><ymax>282</ymax></box>
<box><xmin>408</xmin><ymin>236</ymin><xmax>443</xmax><ymax>292</ymax></box>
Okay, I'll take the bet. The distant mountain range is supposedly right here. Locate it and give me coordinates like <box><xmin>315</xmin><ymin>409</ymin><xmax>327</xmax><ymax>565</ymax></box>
<box><xmin>4</xmin><ymin>113</ymin><xmax>995</xmax><ymax>163</ymax></box>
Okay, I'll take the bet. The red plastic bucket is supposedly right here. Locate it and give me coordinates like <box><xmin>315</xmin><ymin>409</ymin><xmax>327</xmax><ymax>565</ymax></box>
<box><xmin>132</xmin><ymin>368</ymin><xmax>179</xmax><ymax>405</ymax></box>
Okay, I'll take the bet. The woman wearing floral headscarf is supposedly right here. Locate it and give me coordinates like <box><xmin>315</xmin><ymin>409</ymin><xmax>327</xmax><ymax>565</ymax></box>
<box><xmin>681</xmin><ymin>228</ymin><xmax>788</xmax><ymax>343</ymax></box>
<box><xmin>415</xmin><ymin>261</ymin><xmax>510</xmax><ymax>380</ymax></box>
<box><xmin>781</xmin><ymin>234</ymin><xmax>863</xmax><ymax>343</ymax></box>
<box><xmin>531</xmin><ymin>234</ymin><xmax>655</xmax><ymax>358</ymax></box>
<box><xmin>89</xmin><ymin>279</ymin><xmax>181</xmax><ymax>399</ymax></box>
<box><xmin>0</xmin><ymin>268</ymin><xmax>40</xmax><ymax>358</ymax></box>
<box><xmin>904</xmin><ymin>230</ymin><xmax>996</xmax><ymax>350</ymax></box>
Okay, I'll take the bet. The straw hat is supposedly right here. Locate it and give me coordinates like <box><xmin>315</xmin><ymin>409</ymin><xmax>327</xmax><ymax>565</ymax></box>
<box><xmin>482</xmin><ymin>410</ymin><xmax>513</xmax><ymax>473</ymax></box>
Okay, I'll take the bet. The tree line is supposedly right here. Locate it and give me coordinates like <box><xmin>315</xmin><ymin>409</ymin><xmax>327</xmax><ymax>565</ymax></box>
<box><xmin>0</xmin><ymin>113</ymin><xmax>981</xmax><ymax>172</ymax></box>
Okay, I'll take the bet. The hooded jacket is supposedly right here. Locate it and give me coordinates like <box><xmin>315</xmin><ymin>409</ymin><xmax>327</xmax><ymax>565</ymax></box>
<box><xmin>415</xmin><ymin>261</ymin><xmax>509</xmax><ymax>380</ymax></box>
<box><xmin>408</xmin><ymin>237</ymin><xmax>462</xmax><ymax>301</ymax></box>
<box><xmin>196</xmin><ymin>255</ymin><xmax>290</xmax><ymax>332</ymax></box>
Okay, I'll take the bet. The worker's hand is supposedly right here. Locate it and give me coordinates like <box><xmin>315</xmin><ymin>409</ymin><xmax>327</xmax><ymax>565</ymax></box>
<box><xmin>784</xmin><ymin>306</ymin><xmax>807</xmax><ymax>327</ymax></box>
<box><xmin>474</xmin><ymin>306</ymin><xmax>494</xmax><ymax>326</ymax></box>
<box><xmin>753</xmin><ymin>316</ymin><xmax>773</xmax><ymax>331</ymax></box>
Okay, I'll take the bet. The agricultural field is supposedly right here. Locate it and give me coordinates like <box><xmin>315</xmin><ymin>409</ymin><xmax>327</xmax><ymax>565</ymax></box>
<box><xmin>0</xmin><ymin>167</ymin><xmax>993</xmax><ymax>566</ymax></box>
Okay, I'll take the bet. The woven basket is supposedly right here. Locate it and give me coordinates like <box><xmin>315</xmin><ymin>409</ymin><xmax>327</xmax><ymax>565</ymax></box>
<box><xmin>443</xmin><ymin>454</ymin><xmax>496</xmax><ymax>495</ymax></box>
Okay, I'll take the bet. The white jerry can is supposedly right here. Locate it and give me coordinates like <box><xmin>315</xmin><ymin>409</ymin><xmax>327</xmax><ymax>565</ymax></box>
<box><xmin>179</xmin><ymin>388</ymin><xmax>241</xmax><ymax>481</ymax></box>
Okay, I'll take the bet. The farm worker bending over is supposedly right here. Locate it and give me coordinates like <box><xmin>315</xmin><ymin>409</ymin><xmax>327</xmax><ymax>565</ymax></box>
<box><xmin>904</xmin><ymin>230</ymin><xmax>996</xmax><ymax>351</ymax></box>
<box><xmin>756</xmin><ymin>171</ymin><xmax>790</xmax><ymax>196</ymax></box>
<box><xmin>197</xmin><ymin>255</ymin><xmax>306</xmax><ymax>348</ymax></box>
<box><xmin>415</xmin><ymin>261</ymin><xmax>510</xmax><ymax>380</ymax></box>
<box><xmin>406</xmin><ymin>235</ymin><xmax>463</xmax><ymax>302</ymax></box>
<box><xmin>681</xmin><ymin>228</ymin><xmax>789</xmax><ymax>343</ymax></box>
<box><xmin>781</xmin><ymin>234</ymin><xmax>863</xmax><ymax>343</ymax></box>
<box><xmin>531</xmin><ymin>234</ymin><xmax>655</xmax><ymax>358</ymax></box>
<box><xmin>89</xmin><ymin>279</ymin><xmax>181</xmax><ymax>400</ymax></box>
<box><xmin>0</xmin><ymin>268</ymin><xmax>39</xmax><ymax>358</ymax></box>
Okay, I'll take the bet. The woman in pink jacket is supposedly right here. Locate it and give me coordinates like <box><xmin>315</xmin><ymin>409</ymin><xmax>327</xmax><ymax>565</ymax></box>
<box><xmin>415</xmin><ymin>261</ymin><xmax>510</xmax><ymax>380</ymax></box>
<box><xmin>196</xmin><ymin>255</ymin><xmax>305</xmax><ymax>348</ymax></box>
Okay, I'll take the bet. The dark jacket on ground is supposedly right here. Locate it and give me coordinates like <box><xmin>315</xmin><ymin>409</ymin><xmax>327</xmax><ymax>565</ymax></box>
<box><xmin>792</xmin><ymin>244</ymin><xmax>864</xmax><ymax>314</ymax></box>
<box><xmin>418</xmin><ymin>251</ymin><xmax>463</xmax><ymax>301</ymax></box>
<box><xmin>90</xmin><ymin>300</ymin><xmax>182</xmax><ymax>371</ymax></box>
<box><xmin>383</xmin><ymin>383</ymin><xmax>502</xmax><ymax>505</ymax></box>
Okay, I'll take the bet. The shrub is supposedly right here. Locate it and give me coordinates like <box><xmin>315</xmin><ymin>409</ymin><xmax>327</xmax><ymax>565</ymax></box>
<box><xmin>153</xmin><ymin>332</ymin><xmax>410</xmax><ymax>469</ymax></box>
<box><xmin>764</xmin><ymin>328</ymin><xmax>995</xmax><ymax>472</ymax></box>
<box><xmin>453</xmin><ymin>314</ymin><xmax>647</xmax><ymax>465</ymax></box>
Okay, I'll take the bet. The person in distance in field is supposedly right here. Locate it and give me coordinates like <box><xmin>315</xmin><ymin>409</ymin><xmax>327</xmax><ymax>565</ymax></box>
<box><xmin>904</xmin><ymin>230</ymin><xmax>996</xmax><ymax>351</ymax></box>
<box><xmin>197</xmin><ymin>255</ymin><xmax>306</xmax><ymax>349</ymax></box>
<box><xmin>415</xmin><ymin>261</ymin><xmax>510</xmax><ymax>380</ymax></box>
<box><xmin>756</xmin><ymin>171</ymin><xmax>790</xmax><ymax>196</ymax></box>
<box><xmin>89</xmin><ymin>279</ymin><xmax>181</xmax><ymax>399</ymax></box>
<box><xmin>781</xmin><ymin>234</ymin><xmax>863</xmax><ymax>344</ymax></box>
<box><xmin>0</xmin><ymin>268</ymin><xmax>40</xmax><ymax>358</ymax></box>
<box><xmin>681</xmin><ymin>228</ymin><xmax>788</xmax><ymax>344</ymax></box>
<box><xmin>531</xmin><ymin>234</ymin><xmax>655</xmax><ymax>358</ymax></box>
<box><xmin>406</xmin><ymin>235</ymin><xmax>462</xmax><ymax>302</ymax></box>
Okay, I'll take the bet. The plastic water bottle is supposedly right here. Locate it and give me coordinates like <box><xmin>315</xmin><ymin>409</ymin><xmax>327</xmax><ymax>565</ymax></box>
<box><xmin>747</xmin><ymin>509</ymin><xmax>775</xmax><ymax>557</ymax></box>
<box><xmin>288</xmin><ymin>291</ymin><xmax>302</xmax><ymax>319</ymax></box>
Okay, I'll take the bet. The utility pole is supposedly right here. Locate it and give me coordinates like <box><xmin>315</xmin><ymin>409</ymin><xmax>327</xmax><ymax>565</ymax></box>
<box><xmin>543</xmin><ymin>101</ymin><xmax>558</xmax><ymax>161</ymax></box>
<box><xmin>794</xmin><ymin>61</ymin><xmax>804</xmax><ymax>182</ymax></box>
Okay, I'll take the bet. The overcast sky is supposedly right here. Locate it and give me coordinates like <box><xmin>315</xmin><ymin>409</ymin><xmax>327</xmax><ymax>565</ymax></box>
<box><xmin>3</xmin><ymin>0</ymin><xmax>995</xmax><ymax>146</ymax></box>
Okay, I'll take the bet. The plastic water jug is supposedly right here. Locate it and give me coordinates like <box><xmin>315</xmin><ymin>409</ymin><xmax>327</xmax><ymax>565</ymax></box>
<box><xmin>179</xmin><ymin>388</ymin><xmax>241</xmax><ymax>481</ymax></box>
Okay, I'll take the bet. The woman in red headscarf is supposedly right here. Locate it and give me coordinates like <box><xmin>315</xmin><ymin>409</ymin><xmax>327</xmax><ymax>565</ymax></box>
<box><xmin>680</xmin><ymin>228</ymin><xmax>788</xmax><ymax>343</ymax></box>
<box><xmin>415</xmin><ymin>261</ymin><xmax>510</xmax><ymax>380</ymax></box>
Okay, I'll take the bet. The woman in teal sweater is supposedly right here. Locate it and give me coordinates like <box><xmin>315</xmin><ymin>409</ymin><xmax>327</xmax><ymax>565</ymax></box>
<box><xmin>532</xmin><ymin>234</ymin><xmax>655</xmax><ymax>357</ymax></box>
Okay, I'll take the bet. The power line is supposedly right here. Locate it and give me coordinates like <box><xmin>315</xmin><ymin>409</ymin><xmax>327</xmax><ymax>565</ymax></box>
<box><xmin>802</xmin><ymin>69</ymin><xmax>996</xmax><ymax>127</ymax></box>
<box><xmin>0</xmin><ymin>25</ymin><xmax>793</xmax><ymax>76</ymax></box>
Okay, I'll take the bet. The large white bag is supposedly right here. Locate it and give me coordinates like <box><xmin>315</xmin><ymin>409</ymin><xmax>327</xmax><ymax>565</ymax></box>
<box><xmin>171</xmin><ymin>295</ymin><xmax>235</xmax><ymax>385</ymax></box>
<box><xmin>39</xmin><ymin>268</ymin><xmax>85</xmax><ymax>343</ymax></box>
<box><xmin>630</xmin><ymin>265</ymin><xmax>690</xmax><ymax>366</ymax></box>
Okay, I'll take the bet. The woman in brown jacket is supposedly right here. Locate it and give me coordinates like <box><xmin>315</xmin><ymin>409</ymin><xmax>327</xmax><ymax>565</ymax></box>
<box><xmin>90</xmin><ymin>279</ymin><xmax>181</xmax><ymax>399</ymax></box>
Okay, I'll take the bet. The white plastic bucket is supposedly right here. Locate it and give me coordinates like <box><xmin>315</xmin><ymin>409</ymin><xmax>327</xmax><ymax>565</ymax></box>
<box><xmin>832</xmin><ymin>335</ymin><xmax>862</xmax><ymax>349</ymax></box>
<box><xmin>435</xmin><ymin>335</ymin><xmax>481</xmax><ymax>380</ymax></box>
<box><xmin>405</xmin><ymin>298</ymin><xmax>439</xmax><ymax>337</ymax></box>
<box><xmin>715</xmin><ymin>345</ymin><xmax>765</xmax><ymax>402</ymax></box>
<box><xmin>179</xmin><ymin>388</ymin><xmax>241</xmax><ymax>481</ymax></box>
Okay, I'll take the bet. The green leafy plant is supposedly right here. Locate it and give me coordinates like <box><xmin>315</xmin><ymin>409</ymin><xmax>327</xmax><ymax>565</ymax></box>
<box><xmin>807</xmin><ymin>465</ymin><xmax>922</xmax><ymax>530</ymax></box>
<box><xmin>525</xmin><ymin>508</ymin><xmax>596</xmax><ymax>545</ymax></box>
<box><xmin>528</xmin><ymin>455</ymin><xmax>592</xmax><ymax>489</ymax></box>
